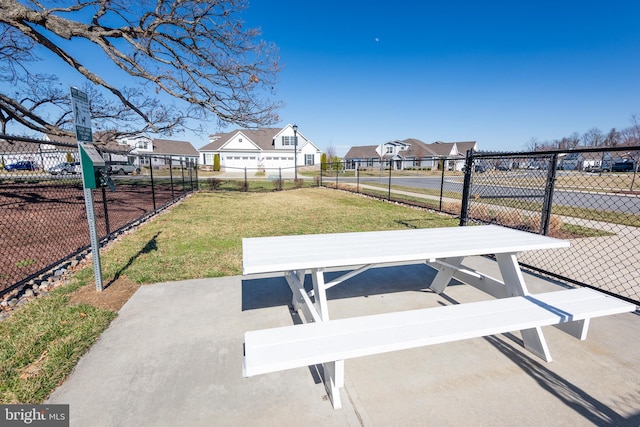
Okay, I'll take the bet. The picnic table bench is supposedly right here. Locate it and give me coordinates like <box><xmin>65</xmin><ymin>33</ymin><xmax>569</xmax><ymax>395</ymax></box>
<box><xmin>241</xmin><ymin>225</ymin><xmax>636</xmax><ymax>409</ymax></box>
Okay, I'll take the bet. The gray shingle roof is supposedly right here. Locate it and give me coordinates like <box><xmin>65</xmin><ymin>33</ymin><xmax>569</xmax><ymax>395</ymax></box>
<box><xmin>345</xmin><ymin>140</ymin><xmax>477</xmax><ymax>159</ymax></box>
<box><xmin>344</xmin><ymin>145</ymin><xmax>379</xmax><ymax>159</ymax></box>
<box><xmin>152</xmin><ymin>139</ymin><xmax>199</xmax><ymax>156</ymax></box>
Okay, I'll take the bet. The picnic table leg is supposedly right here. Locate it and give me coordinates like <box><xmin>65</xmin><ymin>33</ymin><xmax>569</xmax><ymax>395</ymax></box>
<box><xmin>428</xmin><ymin>256</ymin><xmax>464</xmax><ymax>294</ymax></box>
<box><xmin>285</xmin><ymin>270</ymin><xmax>323</xmax><ymax>323</ymax></box>
<box><xmin>323</xmin><ymin>360</ymin><xmax>344</xmax><ymax>409</ymax></box>
<box><xmin>284</xmin><ymin>270</ymin><xmax>306</xmax><ymax>312</ymax></box>
<box><xmin>495</xmin><ymin>252</ymin><xmax>552</xmax><ymax>362</ymax></box>
<box><xmin>311</xmin><ymin>268</ymin><xmax>330</xmax><ymax>321</ymax></box>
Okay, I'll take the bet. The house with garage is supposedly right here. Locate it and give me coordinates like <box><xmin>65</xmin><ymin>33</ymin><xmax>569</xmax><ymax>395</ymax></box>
<box><xmin>198</xmin><ymin>125</ymin><xmax>322</xmax><ymax>171</ymax></box>
<box><xmin>344</xmin><ymin>139</ymin><xmax>477</xmax><ymax>171</ymax></box>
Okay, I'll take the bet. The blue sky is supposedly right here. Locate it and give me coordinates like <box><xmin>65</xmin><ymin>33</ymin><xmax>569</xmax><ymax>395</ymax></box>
<box><xmin>236</xmin><ymin>0</ymin><xmax>640</xmax><ymax>155</ymax></box>
<box><xmin>4</xmin><ymin>1</ymin><xmax>639</xmax><ymax>156</ymax></box>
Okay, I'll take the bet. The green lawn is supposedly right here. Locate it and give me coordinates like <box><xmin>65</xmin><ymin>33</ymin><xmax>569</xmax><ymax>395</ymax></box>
<box><xmin>0</xmin><ymin>188</ymin><xmax>458</xmax><ymax>403</ymax></box>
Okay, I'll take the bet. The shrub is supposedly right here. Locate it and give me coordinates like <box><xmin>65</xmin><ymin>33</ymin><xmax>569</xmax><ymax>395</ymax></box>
<box><xmin>237</xmin><ymin>180</ymin><xmax>248</xmax><ymax>192</ymax></box>
<box><xmin>320</xmin><ymin>153</ymin><xmax>327</xmax><ymax>171</ymax></box>
<box><xmin>206</xmin><ymin>177</ymin><xmax>223</xmax><ymax>190</ymax></box>
<box><xmin>469</xmin><ymin>204</ymin><xmax>490</xmax><ymax>222</ymax></box>
<box><xmin>549</xmin><ymin>215</ymin><xmax>563</xmax><ymax>234</ymax></box>
<box><xmin>442</xmin><ymin>201</ymin><xmax>462</xmax><ymax>214</ymax></box>
<box><xmin>495</xmin><ymin>209</ymin><xmax>524</xmax><ymax>228</ymax></box>
<box><xmin>294</xmin><ymin>178</ymin><xmax>304</xmax><ymax>188</ymax></box>
<box><xmin>523</xmin><ymin>214</ymin><xmax>542</xmax><ymax>231</ymax></box>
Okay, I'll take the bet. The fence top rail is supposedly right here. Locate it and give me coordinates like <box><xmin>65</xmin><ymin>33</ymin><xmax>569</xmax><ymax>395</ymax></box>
<box><xmin>474</xmin><ymin>145</ymin><xmax>640</xmax><ymax>159</ymax></box>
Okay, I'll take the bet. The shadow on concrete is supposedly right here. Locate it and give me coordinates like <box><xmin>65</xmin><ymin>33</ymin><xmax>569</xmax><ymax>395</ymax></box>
<box><xmin>440</xmin><ymin>291</ymin><xmax>637</xmax><ymax>426</ymax></box>
<box><xmin>240</xmin><ymin>263</ymin><xmax>463</xmax><ymax>311</ymax></box>
<box><xmin>486</xmin><ymin>334</ymin><xmax>636</xmax><ymax>426</ymax></box>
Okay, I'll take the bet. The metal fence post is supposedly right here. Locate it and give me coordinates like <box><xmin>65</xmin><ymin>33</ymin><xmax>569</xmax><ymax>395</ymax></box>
<box><xmin>459</xmin><ymin>150</ymin><xmax>474</xmax><ymax>226</ymax></box>
<box><xmin>279</xmin><ymin>167</ymin><xmax>282</xmax><ymax>190</ymax></box>
<box><xmin>388</xmin><ymin>160</ymin><xmax>392</xmax><ymax>200</ymax></box>
<box><xmin>356</xmin><ymin>163</ymin><xmax>360</xmax><ymax>193</ymax></box>
<box><xmin>181</xmin><ymin>158</ymin><xmax>186</xmax><ymax>193</ymax></box>
<box><xmin>541</xmin><ymin>153</ymin><xmax>558</xmax><ymax>235</ymax></box>
<box><xmin>150</xmin><ymin>156</ymin><xmax>157</xmax><ymax>212</ymax></box>
<box><xmin>439</xmin><ymin>157</ymin><xmax>446</xmax><ymax>211</ymax></box>
<box><xmin>244</xmin><ymin>167</ymin><xmax>248</xmax><ymax>191</ymax></box>
<box><xmin>195</xmin><ymin>159</ymin><xmax>199</xmax><ymax>190</ymax></box>
<box><xmin>169</xmin><ymin>157</ymin><xmax>175</xmax><ymax>199</ymax></box>
<box><xmin>101</xmin><ymin>186</ymin><xmax>111</xmax><ymax>237</ymax></box>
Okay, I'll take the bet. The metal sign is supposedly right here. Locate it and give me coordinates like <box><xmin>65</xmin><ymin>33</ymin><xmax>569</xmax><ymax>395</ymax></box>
<box><xmin>70</xmin><ymin>87</ymin><xmax>93</xmax><ymax>143</ymax></box>
<box><xmin>69</xmin><ymin>86</ymin><xmax>103</xmax><ymax>291</ymax></box>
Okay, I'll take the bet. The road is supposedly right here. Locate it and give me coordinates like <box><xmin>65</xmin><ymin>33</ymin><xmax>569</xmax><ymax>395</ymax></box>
<box><xmin>347</xmin><ymin>174</ymin><xmax>640</xmax><ymax>214</ymax></box>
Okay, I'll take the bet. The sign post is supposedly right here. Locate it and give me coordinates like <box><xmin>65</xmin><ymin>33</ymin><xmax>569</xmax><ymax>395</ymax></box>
<box><xmin>70</xmin><ymin>87</ymin><xmax>104</xmax><ymax>291</ymax></box>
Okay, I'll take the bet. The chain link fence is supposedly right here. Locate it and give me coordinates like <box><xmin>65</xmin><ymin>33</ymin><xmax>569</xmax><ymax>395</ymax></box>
<box><xmin>0</xmin><ymin>135</ymin><xmax>197</xmax><ymax>296</ymax></box>
<box><xmin>4</xmin><ymin>136</ymin><xmax>638</xmax><ymax>305</ymax></box>
<box><xmin>199</xmin><ymin>165</ymin><xmax>318</xmax><ymax>192</ymax></box>
<box><xmin>319</xmin><ymin>157</ymin><xmax>467</xmax><ymax>217</ymax></box>
<box><xmin>462</xmin><ymin>146</ymin><xmax>640</xmax><ymax>304</ymax></box>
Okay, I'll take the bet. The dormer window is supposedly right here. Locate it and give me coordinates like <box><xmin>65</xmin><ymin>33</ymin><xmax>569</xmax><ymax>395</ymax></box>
<box><xmin>239</xmin><ymin>138</ymin><xmax>243</xmax><ymax>142</ymax></box>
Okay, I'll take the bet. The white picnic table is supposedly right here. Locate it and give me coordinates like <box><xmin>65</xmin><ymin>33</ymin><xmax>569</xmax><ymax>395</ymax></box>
<box><xmin>243</xmin><ymin>224</ymin><xmax>570</xmax><ymax>360</ymax></box>
<box><xmin>242</xmin><ymin>224</ymin><xmax>635</xmax><ymax>409</ymax></box>
<box><xmin>243</xmin><ymin>226</ymin><xmax>569</xmax><ymax>305</ymax></box>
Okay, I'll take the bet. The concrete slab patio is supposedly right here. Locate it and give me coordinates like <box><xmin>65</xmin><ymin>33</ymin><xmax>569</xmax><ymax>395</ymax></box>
<box><xmin>47</xmin><ymin>257</ymin><xmax>640</xmax><ymax>426</ymax></box>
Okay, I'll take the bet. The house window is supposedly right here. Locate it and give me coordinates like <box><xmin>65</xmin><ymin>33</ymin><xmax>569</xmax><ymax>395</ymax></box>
<box><xmin>282</xmin><ymin>136</ymin><xmax>298</xmax><ymax>146</ymax></box>
<box><xmin>305</xmin><ymin>154</ymin><xmax>314</xmax><ymax>165</ymax></box>
<box><xmin>386</xmin><ymin>146</ymin><xmax>393</xmax><ymax>154</ymax></box>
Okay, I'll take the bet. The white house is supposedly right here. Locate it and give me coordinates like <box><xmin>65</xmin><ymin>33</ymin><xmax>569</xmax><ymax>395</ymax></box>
<box><xmin>344</xmin><ymin>139</ymin><xmax>477</xmax><ymax>171</ymax></box>
<box><xmin>198</xmin><ymin>125</ymin><xmax>322</xmax><ymax>171</ymax></box>
<box><xmin>42</xmin><ymin>133</ymin><xmax>199</xmax><ymax>169</ymax></box>
<box><xmin>116</xmin><ymin>135</ymin><xmax>199</xmax><ymax>168</ymax></box>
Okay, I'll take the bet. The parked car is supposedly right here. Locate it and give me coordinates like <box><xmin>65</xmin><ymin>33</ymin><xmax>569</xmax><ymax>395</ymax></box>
<box><xmin>48</xmin><ymin>161</ymin><xmax>80</xmax><ymax>175</ymax></box>
<box><xmin>106</xmin><ymin>161</ymin><xmax>140</xmax><ymax>175</ymax></box>
<box><xmin>4</xmin><ymin>160</ymin><xmax>38</xmax><ymax>171</ymax></box>
<box><xmin>611</xmin><ymin>161</ymin><xmax>635</xmax><ymax>172</ymax></box>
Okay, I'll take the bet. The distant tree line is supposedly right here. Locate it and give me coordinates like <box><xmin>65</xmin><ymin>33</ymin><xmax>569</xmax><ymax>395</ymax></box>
<box><xmin>526</xmin><ymin>114</ymin><xmax>640</xmax><ymax>151</ymax></box>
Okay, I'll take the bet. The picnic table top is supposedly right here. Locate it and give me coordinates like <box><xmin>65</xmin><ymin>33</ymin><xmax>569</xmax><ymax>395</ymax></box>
<box><xmin>242</xmin><ymin>225</ymin><xmax>570</xmax><ymax>275</ymax></box>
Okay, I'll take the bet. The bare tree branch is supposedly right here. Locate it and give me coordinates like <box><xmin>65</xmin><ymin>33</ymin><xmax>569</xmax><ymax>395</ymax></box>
<box><xmin>0</xmin><ymin>0</ymin><xmax>281</xmax><ymax>138</ymax></box>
